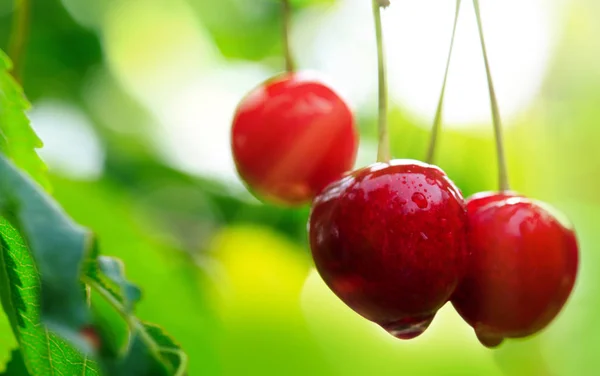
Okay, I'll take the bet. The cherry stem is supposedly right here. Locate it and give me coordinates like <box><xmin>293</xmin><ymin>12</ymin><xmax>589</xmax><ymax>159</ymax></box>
<box><xmin>282</xmin><ymin>0</ymin><xmax>295</xmax><ymax>73</ymax></box>
<box><xmin>425</xmin><ymin>0</ymin><xmax>461</xmax><ymax>164</ymax></box>
<box><xmin>473</xmin><ymin>0</ymin><xmax>510</xmax><ymax>192</ymax></box>
<box><xmin>373</xmin><ymin>0</ymin><xmax>390</xmax><ymax>163</ymax></box>
<box><xmin>8</xmin><ymin>0</ymin><xmax>30</xmax><ymax>83</ymax></box>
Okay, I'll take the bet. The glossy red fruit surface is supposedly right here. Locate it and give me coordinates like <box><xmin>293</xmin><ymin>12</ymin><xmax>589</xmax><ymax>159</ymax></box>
<box><xmin>465</xmin><ymin>190</ymin><xmax>519</xmax><ymax>213</ymax></box>
<box><xmin>232</xmin><ymin>72</ymin><xmax>358</xmax><ymax>206</ymax></box>
<box><xmin>309</xmin><ymin>159</ymin><xmax>467</xmax><ymax>339</ymax></box>
<box><xmin>451</xmin><ymin>194</ymin><xmax>579</xmax><ymax>348</ymax></box>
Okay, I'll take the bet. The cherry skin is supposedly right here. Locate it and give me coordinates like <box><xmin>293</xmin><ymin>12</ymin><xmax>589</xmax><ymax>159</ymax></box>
<box><xmin>80</xmin><ymin>325</ymin><xmax>101</xmax><ymax>351</ymax></box>
<box><xmin>465</xmin><ymin>190</ymin><xmax>520</xmax><ymax>213</ymax></box>
<box><xmin>309</xmin><ymin>159</ymin><xmax>467</xmax><ymax>339</ymax></box>
<box><xmin>451</xmin><ymin>192</ymin><xmax>579</xmax><ymax>348</ymax></box>
<box><xmin>232</xmin><ymin>72</ymin><xmax>358</xmax><ymax>206</ymax></box>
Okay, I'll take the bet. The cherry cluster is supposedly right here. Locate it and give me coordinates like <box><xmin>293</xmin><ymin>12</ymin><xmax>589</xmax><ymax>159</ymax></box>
<box><xmin>230</xmin><ymin>0</ymin><xmax>578</xmax><ymax>348</ymax></box>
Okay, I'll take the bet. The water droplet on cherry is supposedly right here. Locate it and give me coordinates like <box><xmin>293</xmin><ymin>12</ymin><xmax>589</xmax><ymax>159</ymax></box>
<box><xmin>411</xmin><ymin>192</ymin><xmax>428</xmax><ymax>209</ymax></box>
<box><xmin>476</xmin><ymin>331</ymin><xmax>505</xmax><ymax>348</ymax></box>
<box><xmin>381</xmin><ymin>314</ymin><xmax>435</xmax><ymax>340</ymax></box>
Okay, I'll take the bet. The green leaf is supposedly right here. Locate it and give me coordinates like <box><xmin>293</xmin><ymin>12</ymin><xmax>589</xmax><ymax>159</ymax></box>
<box><xmin>0</xmin><ymin>308</ymin><xmax>17</xmax><ymax>373</ymax></box>
<box><xmin>85</xmin><ymin>275</ymin><xmax>187</xmax><ymax>376</ymax></box>
<box><xmin>112</xmin><ymin>334</ymin><xmax>171</xmax><ymax>376</ymax></box>
<box><xmin>101</xmin><ymin>322</ymin><xmax>187</xmax><ymax>376</ymax></box>
<box><xmin>139</xmin><ymin>322</ymin><xmax>187</xmax><ymax>373</ymax></box>
<box><xmin>0</xmin><ymin>43</ymin><xmax>186</xmax><ymax>374</ymax></box>
<box><xmin>51</xmin><ymin>174</ymin><xmax>216</xmax><ymax>375</ymax></box>
<box><xmin>0</xmin><ymin>349</ymin><xmax>30</xmax><ymax>376</ymax></box>
<box><xmin>0</xmin><ymin>154</ymin><xmax>91</xmax><ymax>335</ymax></box>
<box><xmin>98</xmin><ymin>257</ymin><xmax>142</xmax><ymax>312</ymax></box>
<box><xmin>0</xmin><ymin>218</ymin><xmax>100</xmax><ymax>375</ymax></box>
<box><xmin>85</xmin><ymin>247</ymin><xmax>142</xmax><ymax>315</ymax></box>
<box><xmin>0</xmin><ymin>155</ymin><xmax>186</xmax><ymax>375</ymax></box>
<box><xmin>90</xmin><ymin>286</ymin><xmax>130</xmax><ymax>357</ymax></box>
<box><xmin>85</xmin><ymin>256</ymin><xmax>188</xmax><ymax>376</ymax></box>
<box><xmin>0</xmin><ymin>49</ymin><xmax>100</xmax><ymax>375</ymax></box>
<box><xmin>0</xmin><ymin>51</ymin><xmax>49</xmax><ymax>190</ymax></box>
<box><xmin>0</xmin><ymin>1</ymin><xmax>103</xmax><ymax>101</ymax></box>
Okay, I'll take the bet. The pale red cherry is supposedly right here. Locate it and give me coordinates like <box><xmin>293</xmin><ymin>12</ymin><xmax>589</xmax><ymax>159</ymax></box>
<box><xmin>232</xmin><ymin>72</ymin><xmax>358</xmax><ymax>206</ymax></box>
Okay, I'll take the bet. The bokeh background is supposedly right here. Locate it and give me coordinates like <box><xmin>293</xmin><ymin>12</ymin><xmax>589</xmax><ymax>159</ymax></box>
<box><xmin>0</xmin><ymin>0</ymin><xmax>598</xmax><ymax>374</ymax></box>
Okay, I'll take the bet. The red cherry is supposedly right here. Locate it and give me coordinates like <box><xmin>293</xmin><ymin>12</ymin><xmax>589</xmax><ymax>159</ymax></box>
<box><xmin>465</xmin><ymin>190</ymin><xmax>520</xmax><ymax>213</ymax></box>
<box><xmin>80</xmin><ymin>325</ymin><xmax>101</xmax><ymax>350</ymax></box>
<box><xmin>309</xmin><ymin>159</ymin><xmax>467</xmax><ymax>339</ymax></box>
<box><xmin>451</xmin><ymin>193</ymin><xmax>579</xmax><ymax>348</ymax></box>
<box><xmin>232</xmin><ymin>72</ymin><xmax>358</xmax><ymax>206</ymax></box>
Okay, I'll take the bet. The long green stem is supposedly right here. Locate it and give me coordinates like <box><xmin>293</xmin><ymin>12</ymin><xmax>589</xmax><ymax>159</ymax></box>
<box><xmin>8</xmin><ymin>0</ymin><xmax>30</xmax><ymax>83</ymax></box>
<box><xmin>282</xmin><ymin>0</ymin><xmax>295</xmax><ymax>72</ymax></box>
<box><xmin>425</xmin><ymin>0</ymin><xmax>462</xmax><ymax>164</ymax></box>
<box><xmin>373</xmin><ymin>0</ymin><xmax>390</xmax><ymax>163</ymax></box>
<box><xmin>473</xmin><ymin>0</ymin><xmax>510</xmax><ymax>191</ymax></box>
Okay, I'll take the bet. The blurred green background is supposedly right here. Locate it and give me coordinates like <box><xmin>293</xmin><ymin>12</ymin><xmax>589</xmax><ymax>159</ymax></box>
<box><xmin>0</xmin><ymin>0</ymin><xmax>599</xmax><ymax>374</ymax></box>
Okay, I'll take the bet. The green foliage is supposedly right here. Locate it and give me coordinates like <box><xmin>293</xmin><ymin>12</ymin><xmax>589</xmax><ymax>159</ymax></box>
<box><xmin>0</xmin><ymin>51</ymin><xmax>48</xmax><ymax>189</ymax></box>
<box><xmin>86</xmin><ymin>250</ymin><xmax>143</xmax><ymax>315</ymax></box>
<box><xmin>110</xmin><ymin>322</ymin><xmax>187</xmax><ymax>376</ymax></box>
<box><xmin>50</xmin><ymin>175</ymin><xmax>220</xmax><ymax>376</ymax></box>
<box><xmin>0</xmin><ymin>150</ymin><xmax>189</xmax><ymax>375</ymax></box>
<box><xmin>0</xmin><ymin>350</ymin><xmax>30</xmax><ymax>376</ymax></box>
<box><xmin>0</xmin><ymin>50</ymin><xmax>185</xmax><ymax>375</ymax></box>
<box><xmin>0</xmin><ymin>308</ymin><xmax>16</xmax><ymax>373</ymax></box>
<box><xmin>0</xmin><ymin>217</ymin><xmax>100</xmax><ymax>375</ymax></box>
<box><xmin>0</xmin><ymin>0</ymin><xmax>103</xmax><ymax>101</ymax></box>
<box><xmin>102</xmin><ymin>144</ymin><xmax>310</xmax><ymax>246</ymax></box>
<box><xmin>141</xmin><ymin>322</ymin><xmax>187</xmax><ymax>372</ymax></box>
<box><xmin>190</xmin><ymin>0</ymin><xmax>335</xmax><ymax>61</ymax></box>
<box><xmin>0</xmin><ymin>154</ymin><xmax>92</xmax><ymax>333</ymax></box>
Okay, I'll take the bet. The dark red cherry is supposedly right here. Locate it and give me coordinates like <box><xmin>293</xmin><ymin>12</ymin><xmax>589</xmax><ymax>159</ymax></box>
<box><xmin>231</xmin><ymin>72</ymin><xmax>358</xmax><ymax>206</ymax></box>
<box><xmin>80</xmin><ymin>325</ymin><xmax>101</xmax><ymax>350</ymax></box>
<box><xmin>309</xmin><ymin>159</ymin><xmax>467</xmax><ymax>339</ymax></box>
<box><xmin>451</xmin><ymin>193</ymin><xmax>579</xmax><ymax>348</ymax></box>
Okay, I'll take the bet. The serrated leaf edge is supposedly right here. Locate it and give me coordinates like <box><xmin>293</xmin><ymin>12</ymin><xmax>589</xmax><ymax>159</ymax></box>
<box><xmin>83</xmin><ymin>277</ymin><xmax>186</xmax><ymax>375</ymax></box>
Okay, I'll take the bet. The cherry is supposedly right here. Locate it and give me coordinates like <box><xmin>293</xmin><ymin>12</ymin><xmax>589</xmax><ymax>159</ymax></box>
<box><xmin>80</xmin><ymin>325</ymin><xmax>101</xmax><ymax>350</ymax></box>
<box><xmin>451</xmin><ymin>192</ymin><xmax>579</xmax><ymax>348</ymax></box>
<box><xmin>465</xmin><ymin>191</ymin><xmax>520</xmax><ymax>213</ymax></box>
<box><xmin>309</xmin><ymin>159</ymin><xmax>467</xmax><ymax>339</ymax></box>
<box><xmin>231</xmin><ymin>72</ymin><xmax>358</xmax><ymax>206</ymax></box>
